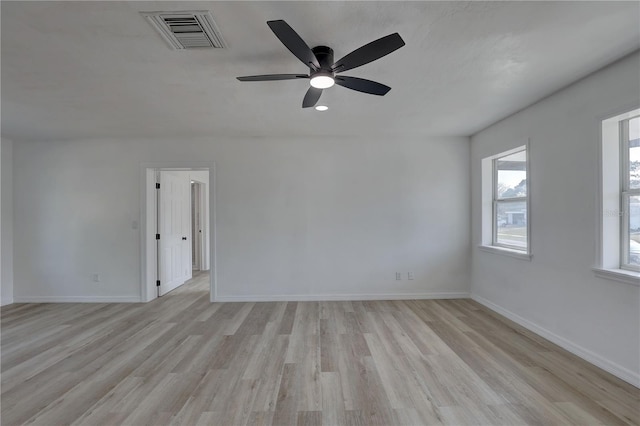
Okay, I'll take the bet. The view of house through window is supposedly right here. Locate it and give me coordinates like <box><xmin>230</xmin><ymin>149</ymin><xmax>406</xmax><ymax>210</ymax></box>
<box><xmin>494</xmin><ymin>149</ymin><xmax>528</xmax><ymax>250</ymax></box>
<box><xmin>623</xmin><ymin>116</ymin><xmax>640</xmax><ymax>269</ymax></box>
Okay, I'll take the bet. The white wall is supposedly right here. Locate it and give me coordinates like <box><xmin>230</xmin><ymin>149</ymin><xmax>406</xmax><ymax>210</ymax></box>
<box><xmin>1</xmin><ymin>138</ymin><xmax>14</xmax><ymax>306</ymax></box>
<box><xmin>12</xmin><ymin>135</ymin><xmax>470</xmax><ymax>303</ymax></box>
<box><xmin>470</xmin><ymin>52</ymin><xmax>640</xmax><ymax>386</ymax></box>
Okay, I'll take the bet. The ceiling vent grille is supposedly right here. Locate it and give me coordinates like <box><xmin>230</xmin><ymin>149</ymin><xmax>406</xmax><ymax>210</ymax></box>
<box><xmin>141</xmin><ymin>11</ymin><xmax>226</xmax><ymax>50</ymax></box>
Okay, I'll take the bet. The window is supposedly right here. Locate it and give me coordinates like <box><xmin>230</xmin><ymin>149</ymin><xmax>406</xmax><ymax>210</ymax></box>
<box><xmin>480</xmin><ymin>144</ymin><xmax>530</xmax><ymax>259</ymax></box>
<box><xmin>596</xmin><ymin>108</ymin><xmax>640</xmax><ymax>285</ymax></box>
<box><xmin>621</xmin><ymin>116</ymin><xmax>640</xmax><ymax>271</ymax></box>
<box><xmin>493</xmin><ymin>149</ymin><xmax>528</xmax><ymax>251</ymax></box>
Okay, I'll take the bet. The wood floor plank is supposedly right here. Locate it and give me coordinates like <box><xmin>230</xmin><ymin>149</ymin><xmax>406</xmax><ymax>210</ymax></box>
<box><xmin>277</xmin><ymin>302</ymin><xmax>297</xmax><ymax>335</ymax></box>
<box><xmin>271</xmin><ymin>363</ymin><xmax>299</xmax><ymax>426</ymax></box>
<box><xmin>246</xmin><ymin>411</ymin><xmax>274</xmax><ymax>426</ymax></box>
<box><xmin>164</xmin><ymin>369</ymin><xmax>226</xmax><ymax>426</ymax></box>
<box><xmin>296</xmin><ymin>410</ymin><xmax>322</xmax><ymax>426</ymax></box>
<box><xmin>320</xmin><ymin>372</ymin><xmax>346</xmax><ymax>426</ymax></box>
<box><xmin>2</xmin><ymin>273</ymin><xmax>638</xmax><ymax>425</ymax></box>
<box><xmin>71</xmin><ymin>376</ymin><xmax>146</xmax><ymax>426</ymax></box>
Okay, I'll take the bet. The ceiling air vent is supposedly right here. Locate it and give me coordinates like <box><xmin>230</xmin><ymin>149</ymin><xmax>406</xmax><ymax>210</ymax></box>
<box><xmin>141</xmin><ymin>11</ymin><xmax>226</xmax><ymax>50</ymax></box>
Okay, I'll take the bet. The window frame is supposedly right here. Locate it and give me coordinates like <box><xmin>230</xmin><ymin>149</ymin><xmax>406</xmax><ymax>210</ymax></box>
<box><xmin>491</xmin><ymin>147</ymin><xmax>529</xmax><ymax>252</ymax></box>
<box><xmin>594</xmin><ymin>106</ymin><xmax>639</xmax><ymax>286</ymax></box>
<box><xmin>620</xmin><ymin>116</ymin><xmax>640</xmax><ymax>272</ymax></box>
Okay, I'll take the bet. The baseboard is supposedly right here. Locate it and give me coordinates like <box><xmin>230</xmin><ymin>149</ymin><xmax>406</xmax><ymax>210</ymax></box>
<box><xmin>1</xmin><ymin>298</ymin><xmax>14</xmax><ymax>306</ymax></box>
<box><xmin>215</xmin><ymin>292</ymin><xmax>469</xmax><ymax>302</ymax></box>
<box><xmin>471</xmin><ymin>294</ymin><xmax>640</xmax><ymax>388</ymax></box>
<box><xmin>13</xmin><ymin>296</ymin><xmax>142</xmax><ymax>303</ymax></box>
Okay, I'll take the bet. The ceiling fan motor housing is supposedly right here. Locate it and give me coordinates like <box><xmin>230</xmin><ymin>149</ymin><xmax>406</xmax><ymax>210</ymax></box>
<box><xmin>311</xmin><ymin>46</ymin><xmax>334</xmax><ymax>77</ymax></box>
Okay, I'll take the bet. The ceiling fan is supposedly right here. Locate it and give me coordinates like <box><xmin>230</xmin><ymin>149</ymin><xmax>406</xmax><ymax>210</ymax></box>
<box><xmin>236</xmin><ymin>20</ymin><xmax>405</xmax><ymax>108</ymax></box>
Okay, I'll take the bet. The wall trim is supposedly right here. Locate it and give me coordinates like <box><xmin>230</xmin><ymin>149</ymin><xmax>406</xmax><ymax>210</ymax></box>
<box><xmin>215</xmin><ymin>292</ymin><xmax>469</xmax><ymax>302</ymax></box>
<box><xmin>1</xmin><ymin>298</ymin><xmax>14</xmax><ymax>306</ymax></box>
<box><xmin>13</xmin><ymin>296</ymin><xmax>141</xmax><ymax>303</ymax></box>
<box><xmin>471</xmin><ymin>293</ymin><xmax>640</xmax><ymax>388</ymax></box>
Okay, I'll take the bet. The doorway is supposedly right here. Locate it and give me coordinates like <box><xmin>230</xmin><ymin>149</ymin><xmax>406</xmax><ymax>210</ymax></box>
<box><xmin>141</xmin><ymin>163</ymin><xmax>215</xmax><ymax>302</ymax></box>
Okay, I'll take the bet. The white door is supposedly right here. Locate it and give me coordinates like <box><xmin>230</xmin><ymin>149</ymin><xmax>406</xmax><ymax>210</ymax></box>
<box><xmin>159</xmin><ymin>171</ymin><xmax>192</xmax><ymax>296</ymax></box>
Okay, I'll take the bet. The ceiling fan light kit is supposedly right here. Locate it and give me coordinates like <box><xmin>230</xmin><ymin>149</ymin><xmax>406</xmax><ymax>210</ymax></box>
<box><xmin>310</xmin><ymin>74</ymin><xmax>334</xmax><ymax>89</ymax></box>
<box><xmin>237</xmin><ymin>20</ymin><xmax>405</xmax><ymax>108</ymax></box>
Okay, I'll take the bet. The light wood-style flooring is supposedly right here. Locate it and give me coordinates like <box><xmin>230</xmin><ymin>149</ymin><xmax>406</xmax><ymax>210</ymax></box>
<box><xmin>1</xmin><ymin>272</ymin><xmax>638</xmax><ymax>425</ymax></box>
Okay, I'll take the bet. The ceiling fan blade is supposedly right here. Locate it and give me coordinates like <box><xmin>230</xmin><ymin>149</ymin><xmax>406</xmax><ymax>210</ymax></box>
<box><xmin>332</xmin><ymin>33</ymin><xmax>405</xmax><ymax>73</ymax></box>
<box><xmin>267</xmin><ymin>20</ymin><xmax>321</xmax><ymax>70</ymax></box>
<box><xmin>237</xmin><ymin>74</ymin><xmax>309</xmax><ymax>82</ymax></box>
<box><xmin>302</xmin><ymin>87</ymin><xmax>322</xmax><ymax>108</ymax></box>
<box><xmin>335</xmin><ymin>76</ymin><xmax>391</xmax><ymax>96</ymax></box>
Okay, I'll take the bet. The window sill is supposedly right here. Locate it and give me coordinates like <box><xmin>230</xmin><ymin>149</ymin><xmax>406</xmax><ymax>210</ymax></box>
<box><xmin>592</xmin><ymin>268</ymin><xmax>640</xmax><ymax>287</ymax></box>
<box><xmin>477</xmin><ymin>245</ymin><xmax>532</xmax><ymax>261</ymax></box>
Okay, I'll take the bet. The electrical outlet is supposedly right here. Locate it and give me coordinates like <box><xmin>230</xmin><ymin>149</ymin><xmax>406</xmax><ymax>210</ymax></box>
<box><xmin>408</xmin><ymin>272</ymin><xmax>415</xmax><ymax>280</ymax></box>
<box><xmin>396</xmin><ymin>272</ymin><xmax>402</xmax><ymax>280</ymax></box>
<box><xmin>92</xmin><ymin>274</ymin><xmax>100</xmax><ymax>283</ymax></box>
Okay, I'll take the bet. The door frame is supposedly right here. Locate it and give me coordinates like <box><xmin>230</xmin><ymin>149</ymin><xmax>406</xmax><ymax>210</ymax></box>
<box><xmin>140</xmin><ymin>161</ymin><xmax>216</xmax><ymax>302</ymax></box>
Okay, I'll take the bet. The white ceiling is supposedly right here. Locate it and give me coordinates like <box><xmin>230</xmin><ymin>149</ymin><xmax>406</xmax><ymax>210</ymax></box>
<box><xmin>2</xmin><ymin>1</ymin><xmax>639</xmax><ymax>142</ymax></box>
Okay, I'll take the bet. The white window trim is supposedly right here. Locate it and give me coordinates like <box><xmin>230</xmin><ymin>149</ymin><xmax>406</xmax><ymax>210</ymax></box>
<box><xmin>595</xmin><ymin>106</ymin><xmax>640</xmax><ymax>286</ymax></box>
<box><xmin>620</xmin><ymin>116</ymin><xmax>640</xmax><ymax>272</ymax></box>
<box><xmin>479</xmin><ymin>141</ymin><xmax>532</xmax><ymax>260</ymax></box>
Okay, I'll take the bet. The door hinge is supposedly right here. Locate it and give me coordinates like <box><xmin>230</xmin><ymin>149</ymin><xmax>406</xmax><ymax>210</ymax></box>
<box><xmin>156</xmin><ymin>183</ymin><xmax>160</xmax><ymax>189</ymax></box>
<box><xmin>156</xmin><ymin>280</ymin><xmax>161</xmax><ymax>287</ymax></box>
<box><xmin>156</xmin><ymin>234</ymin><xmax>160</xmax><ymax>240</ymax></box>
